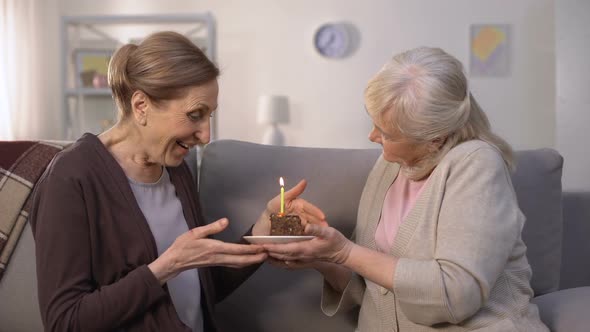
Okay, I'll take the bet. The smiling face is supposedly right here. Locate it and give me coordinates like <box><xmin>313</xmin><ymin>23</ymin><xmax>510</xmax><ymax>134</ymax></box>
<box><xmin>367</xmin><ymin>109</ymin><xmax>431</xmax><ymax>168</ymax></box>
<box><xmin>137</xmin><ymin>79</ymin><xmax>219</xmax><ymax>167</ymax></box>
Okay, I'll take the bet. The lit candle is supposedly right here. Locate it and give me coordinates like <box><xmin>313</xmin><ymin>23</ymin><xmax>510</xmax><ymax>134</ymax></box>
<box><xmin>279</xmin><ymin>177</ymin><xmax>285</xmax><ymax>215</ymax></box>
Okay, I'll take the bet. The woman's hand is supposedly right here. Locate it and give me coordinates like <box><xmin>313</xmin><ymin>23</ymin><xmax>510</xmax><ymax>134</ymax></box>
<box><xmin>263</xmin><ymin>223</ymin><xmax>354</xmax><ymax>265</ymax></box>
<box><xmin>149</xmin><ymin>218</ymin><xmax>267</xmax><ymax>284</ymax></box>
<box><xmin>252</xmin><ymin>179</ymin><xmax>327</xmax><ymax>236</ymax></box>
<box><xmin>264</xmin><ymin>224</ymin><xmax>355</xmax><ymax>292</ymax></box>
<box><xmin>266</xmin><ymin>224</ymin><xmax>398</xmax><ymax>292</ymax></box>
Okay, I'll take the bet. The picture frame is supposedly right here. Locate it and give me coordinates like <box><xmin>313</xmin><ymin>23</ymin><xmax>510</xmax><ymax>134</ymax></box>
<box><xmin>469</xmin><ymin>24</ymin><xmax>511</xmax><ymax>77</ymax></box>
<box><xmin>73</xmin><ymin>48</ymin><xmax>114</xmax><ymax>88</ymax></box>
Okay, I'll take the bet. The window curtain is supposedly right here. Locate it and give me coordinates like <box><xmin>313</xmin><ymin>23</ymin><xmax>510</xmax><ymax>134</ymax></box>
<box><xmin>0</xmin><ymin>0</ymin><xmax>44</xmax><ymax>140</ymax></box>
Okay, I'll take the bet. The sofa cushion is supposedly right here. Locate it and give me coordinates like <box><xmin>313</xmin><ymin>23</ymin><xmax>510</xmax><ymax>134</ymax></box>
<box><xmin>200</xmin><ymin>140</ymin><xmax>379</xmax><ymax>331</ymax></box>
<box><xmin>512</xmin><ymin>149</ymin><xmax>564</xmax><ymax>295</ymax></box>
<box><xmin>532</xmin><ymin>286</ymin><xmax>590</xmax><ymax>332</ymax></box>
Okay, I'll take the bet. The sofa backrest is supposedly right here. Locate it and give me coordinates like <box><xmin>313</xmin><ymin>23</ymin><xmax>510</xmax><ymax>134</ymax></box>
<box><xmin>511</xmin><ymin>148</ymin><xmax>564</xmax><ymax>295</ymax></box>
<box><xmin>199</xmin><ymin>140</ymin><xmax>566</xmax><ymax>330</ymax></box>
<box><xmin>199</xmin><ymin>140</ymin><xmax>379</xmax><ymax>331</ymax></box>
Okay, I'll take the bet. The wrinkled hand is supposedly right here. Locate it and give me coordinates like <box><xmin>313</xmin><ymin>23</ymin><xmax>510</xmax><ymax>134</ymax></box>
<box><xmin>252</xmin><ymin>179</ymin><xmax>327</xmax><ymax>236</ymax></box>
<box><xmin>149</xmin><ymin>218</ymin><xmax>267</xmax><ymax>284</ymax></box>
<box><xmin>263</xmin><ymin>223</ymin><xmax>354</xmax><ymax>265</ymax></box>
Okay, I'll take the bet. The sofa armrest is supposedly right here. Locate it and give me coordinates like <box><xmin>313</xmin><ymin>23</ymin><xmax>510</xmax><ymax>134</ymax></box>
<box><xmin>0</xmin><ymin>223</ymin><xmax>43</xmax><ymax>331</ymax></box>
<box><xmin>532</xmin><ymin>287</ymin><xmax>590</xmax><ymax>332</ymax></box>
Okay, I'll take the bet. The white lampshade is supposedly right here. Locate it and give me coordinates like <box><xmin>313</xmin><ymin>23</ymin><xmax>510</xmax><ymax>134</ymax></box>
<box><xmin>257</xmin><ymin>95</ymin><xmax>290</xmax><ymax>125</ymax></box>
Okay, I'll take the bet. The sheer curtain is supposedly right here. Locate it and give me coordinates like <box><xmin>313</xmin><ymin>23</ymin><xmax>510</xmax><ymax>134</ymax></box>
<box><xmin>0</xmin><ymin>0</ymin><xmax>44</xmax><ymax>140</ymax></box>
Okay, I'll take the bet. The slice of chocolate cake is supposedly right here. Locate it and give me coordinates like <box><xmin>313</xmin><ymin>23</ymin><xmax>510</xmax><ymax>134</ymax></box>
<box><xmin>270</xmin><ymin>213</ymin><xmax>304</xmax><ymax>236</ymax></box>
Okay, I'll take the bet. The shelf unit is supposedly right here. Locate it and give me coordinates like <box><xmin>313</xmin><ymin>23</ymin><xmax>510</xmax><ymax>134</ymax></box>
<box><xmin>61</xmin><ymin>14</ymin><xmax>217</xmax><ymax>140</ymax></box>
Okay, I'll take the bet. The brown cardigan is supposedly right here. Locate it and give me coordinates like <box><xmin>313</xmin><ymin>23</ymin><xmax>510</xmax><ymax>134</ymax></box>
<box><xmin>30</xmin><ymin>134</ymin><xmax>258</xmax><ymax>332</ymax></box>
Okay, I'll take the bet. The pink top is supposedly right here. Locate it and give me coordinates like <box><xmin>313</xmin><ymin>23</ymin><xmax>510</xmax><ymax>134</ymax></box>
<box><xmin>375</xmin><ymin>171</ymin><xmax>430</xmax><ymax>252</ymax></box>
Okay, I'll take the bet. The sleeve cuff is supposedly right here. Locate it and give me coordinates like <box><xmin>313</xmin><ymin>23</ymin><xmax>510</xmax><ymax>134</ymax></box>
<box><xmin>137</xmin><ymin>264</ymin><xmax>168</xmax><ymax>302</ymax></box>
<box><xmin>321</xmin><ymin>273</ymin><xmax>365</xmax><ymax>316</ymax></box>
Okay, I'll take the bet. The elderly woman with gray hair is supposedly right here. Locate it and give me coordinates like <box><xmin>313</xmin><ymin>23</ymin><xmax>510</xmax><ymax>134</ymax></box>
<box><xmin>264</xmin><ymin>47</ymin><xmax>549</xmax><ymax>331</ymax></box>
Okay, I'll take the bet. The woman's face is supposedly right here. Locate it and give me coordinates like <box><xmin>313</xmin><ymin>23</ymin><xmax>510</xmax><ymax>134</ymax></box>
<box><xmin>368</xmin><ymin>110</ymin><xmax>430</xmax><ymax>167</ymax></box>
<box><xmin>142</xmin><ymin>80</ymin><xmax>218</xmax><ymax>167</ymax></box>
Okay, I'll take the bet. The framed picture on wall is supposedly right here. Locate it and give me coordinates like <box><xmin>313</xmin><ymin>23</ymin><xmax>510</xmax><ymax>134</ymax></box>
<box><xmin>73</xmin><ymin>48</ymin><xmax>114</xmax><ymax>88</ymax></box>
<box><xmin>469</xmin><ymin>24</ymin><xmax>511</xmax><ymax>77</ymax></box>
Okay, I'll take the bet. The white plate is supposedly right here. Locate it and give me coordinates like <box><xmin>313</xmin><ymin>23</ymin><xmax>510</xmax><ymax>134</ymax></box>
<box><xmin>243</xmin><ymin>235</ymin><xmax>315</xmax><ymax>244</ymax></box>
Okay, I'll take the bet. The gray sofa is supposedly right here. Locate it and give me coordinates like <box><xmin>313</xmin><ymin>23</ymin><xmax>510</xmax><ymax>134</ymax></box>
<box><xmin>1</xmin><ymin>139</ymin><xmax>589</xmax><ymax>331</ymax></box>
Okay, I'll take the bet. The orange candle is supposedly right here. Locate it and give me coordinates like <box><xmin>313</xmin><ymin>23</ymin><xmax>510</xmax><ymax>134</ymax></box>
<box><xmin>279</xmin><ymin>177</ymin><xmax>285</xmax><ymax>215</ymax></box>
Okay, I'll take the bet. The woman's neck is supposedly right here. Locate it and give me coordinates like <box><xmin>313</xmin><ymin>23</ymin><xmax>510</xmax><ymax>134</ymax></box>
<box><xmin>98</xmin><ymin>122</ymin><xmax>163</xmax><ymax>183</ymax></box>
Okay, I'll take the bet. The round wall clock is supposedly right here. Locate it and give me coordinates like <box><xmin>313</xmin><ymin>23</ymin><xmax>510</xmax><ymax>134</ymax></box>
<box><xmin>313</xmin><ymin>23</ymin><xmax>352</xmax><ymax>59</ymax></box>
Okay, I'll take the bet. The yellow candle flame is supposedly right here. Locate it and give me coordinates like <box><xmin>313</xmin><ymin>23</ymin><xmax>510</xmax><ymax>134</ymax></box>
<box><xmin>279</xmin><ymin>177</ymin><xmax>285</xmax><ymax>215</ymax></box>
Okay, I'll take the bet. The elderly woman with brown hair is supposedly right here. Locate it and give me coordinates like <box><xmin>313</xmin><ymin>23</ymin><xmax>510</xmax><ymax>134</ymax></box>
<box><xmin>265</xmin><ymin>47</ymin><xmax>549</xmax><ymax>331</ymax></box>
<box><xmin>30</xmin><ymin>31</ymin><xmax>325</xmax><ymax>332</ymax></box>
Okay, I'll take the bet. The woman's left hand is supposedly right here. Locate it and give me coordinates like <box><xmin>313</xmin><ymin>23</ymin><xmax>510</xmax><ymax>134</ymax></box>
<box><xmin>263</xmin><ymin>223</ymin><xmax>354</xmax><ymax>265</ymax></box>
<box><xmin>252</xmin><ymin>179</ymin><xmax>327</xmax><ymax>236</ymax></box>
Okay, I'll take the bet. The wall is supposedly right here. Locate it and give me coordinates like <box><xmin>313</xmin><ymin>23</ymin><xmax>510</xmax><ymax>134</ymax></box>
<box><xmin>556</xmin><ymin>0</ymin><xmax>590</xmax><ymax>191</ymax></box>
<box><xmin>9</xmin><ymin>0</ymin><xmax>61</xmax><ymax>140</ymax></box>
<box><xmin>49</xmin><ymin>0</ymin><xmax>555</xmax><ymax>150</ymax></box>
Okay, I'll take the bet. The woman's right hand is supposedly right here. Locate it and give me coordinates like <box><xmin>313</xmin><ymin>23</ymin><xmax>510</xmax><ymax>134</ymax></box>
<box><xmin>148</xmin><ymin>218</ymin><xmax>267</xmax><ymax>284</ymax></box>
<box><xmin>252</xmin><ymin>179</ymin><xmax>327</xmax><ymax>236</ymax></box>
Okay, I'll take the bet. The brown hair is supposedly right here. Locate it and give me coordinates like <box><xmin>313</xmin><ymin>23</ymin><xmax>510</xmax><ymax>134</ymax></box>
<box><xmin>108</xmin><ymin>31</ymin><xmax>219</xmax><ymax>118</ymax></box>
<box><xmin>365</xmin><ymin>47</ymin><xmax>514</xmax><ymax>180</ymax></box>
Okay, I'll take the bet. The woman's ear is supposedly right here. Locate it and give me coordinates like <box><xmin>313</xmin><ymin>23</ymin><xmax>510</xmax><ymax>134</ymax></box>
<box><xmin>131</xmin><ymin>91</ymin><xmax>149</xmax><ymax>126</ymax></box>
<box><xmin>429</xmin><ymin>137</ymin><xmax>446</xmax><ymax>152</ymax></box>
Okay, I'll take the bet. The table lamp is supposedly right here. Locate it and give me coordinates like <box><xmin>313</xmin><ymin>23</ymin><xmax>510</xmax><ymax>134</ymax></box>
<box><xmin>257</xmin><ymin>95</ymin><xmax>290</xmax><ymax>145</ymax></box>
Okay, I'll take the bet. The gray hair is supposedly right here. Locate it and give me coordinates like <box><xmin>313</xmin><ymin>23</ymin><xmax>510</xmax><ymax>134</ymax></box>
<box><xmin>364</xmin><ymin>47</ymin><xmax>514</xmax><ymax>180</ymax></box>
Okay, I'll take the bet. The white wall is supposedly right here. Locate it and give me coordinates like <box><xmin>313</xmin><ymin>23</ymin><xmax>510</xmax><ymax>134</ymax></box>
<box><xmin>30</xmin><ymin>0</ymin><xmax>61</xmax><ymax>139</ymax></box>
<box><xmin>556</xmin><ymin>0</ymin><xmax>590</xmax><ymax>191</ymax></box>
<box><xmin>49</xmin><ymin>0</ymin><xmax>555</xmax><ymax>150</ymax></box>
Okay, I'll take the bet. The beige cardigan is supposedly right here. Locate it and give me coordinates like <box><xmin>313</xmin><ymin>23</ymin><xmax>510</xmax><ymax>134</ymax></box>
<box><xmin>322</xmin><ymin>140</ymin><xmax>549</xmax><ymax>332</ymax></box>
